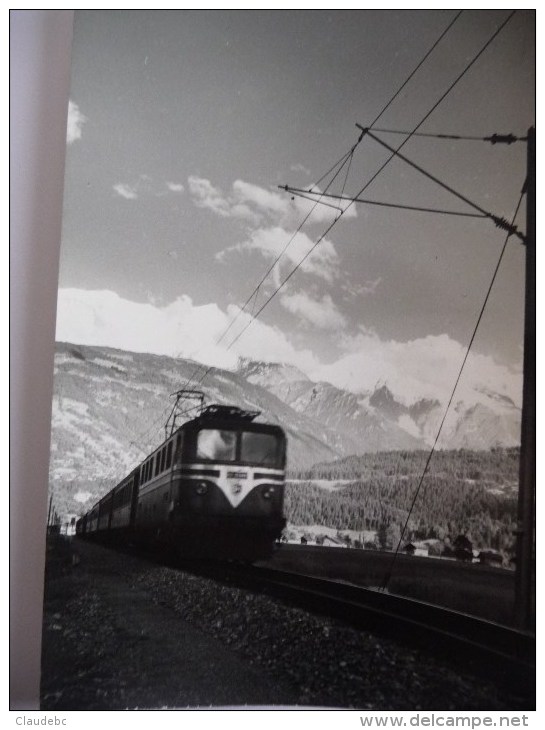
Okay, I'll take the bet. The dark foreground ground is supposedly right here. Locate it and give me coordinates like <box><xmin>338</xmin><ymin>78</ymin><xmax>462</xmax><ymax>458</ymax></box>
<box><xmin>41</xmin><ymin>537</ymin><xmax>531</xmax><ymax>711</ymax></box>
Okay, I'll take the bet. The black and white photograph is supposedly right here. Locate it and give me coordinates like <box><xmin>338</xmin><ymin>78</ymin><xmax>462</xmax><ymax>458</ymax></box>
<box><xmin>35</xmin><ymin>9</ymin><xmax>535</xmax><ymax>712</ymax></box>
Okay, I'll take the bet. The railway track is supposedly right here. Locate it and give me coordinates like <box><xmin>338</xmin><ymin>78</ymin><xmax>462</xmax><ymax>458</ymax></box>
<box><xmin>181</xmin><ymin>559</ymin><xmax>535</xmax><ymax>703</ymax></box>
<box><xmin>76</xmin><ymin>537</ymin><xmax>535</xmax><ymax>705</ymax></box>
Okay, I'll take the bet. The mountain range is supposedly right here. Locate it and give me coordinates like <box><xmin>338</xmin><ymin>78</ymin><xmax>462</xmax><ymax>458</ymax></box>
<box><xmin>48</xmin><ymin>342</ymin><xmax>521</xmax><ymax>513</ymax></box>
<box><xmin>237</xmin><ymin>358</ymin><xmax>521</xmax><ymax>453</ymax></box>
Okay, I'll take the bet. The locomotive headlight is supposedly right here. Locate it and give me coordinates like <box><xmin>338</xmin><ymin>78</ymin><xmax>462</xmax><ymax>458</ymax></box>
<box><xmin>195</xmin><ymin>481</ymin><xmax>209</xmax><ymax>495</ymax></box>
<box><xmin>262</xmin><ymin>486</ymin><xmax>275</xmax><ymax>499</ymax></box>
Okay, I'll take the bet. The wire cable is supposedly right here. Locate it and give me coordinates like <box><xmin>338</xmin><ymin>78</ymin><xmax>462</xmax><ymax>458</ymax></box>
<box><xmin>365</xmin><ymin>127</ymin><xmax>527</xmax><ymax>143</ymax></box>
<box><xmin>310</xmin><ymin>10</ymin><xmax>464</xmax><ymax>192</ymax></box>
<box><xmin>222</xmin><ymin>11</ymin><xmax>517</xmax><ymax>358</ymax></box>
<box><xmin>362</xmin><ymin>11</ymin><xmax>463</xmax><ymax>134</ymax></box>
<box><xmin>363</xmin><ymin>128</ymin><xmax>526</xmax><ymax>241</ymax></box>
<box><xmin>285</xmin><ymin>186</ymin><xmax>489</xmax><ymax>219</ymax></box>
<box><xmin>185</xmin><ymin>11</ymin><xmax>466</xmax><ymax>392</ymax></box>
<box><xmin>176</xmin><ymin>143</ymin><xmax>363</xmax><ymax>394</ymax></box>
<box><xmin>345</xmin><ymin>10</ymin><xmax>518</xmax><ymax>217</ymax></box>
<box><xmin>380</xmin><ymin>185</ymin><xmax>526</xmax><ymax>591</ymax></box>
<box><xmin>141</xmin><ymin>9</ymin><xmax>467</xmax><ymax>435</ymax></box>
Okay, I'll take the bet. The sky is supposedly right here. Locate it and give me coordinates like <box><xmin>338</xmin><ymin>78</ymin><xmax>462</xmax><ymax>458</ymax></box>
<box><xmin>56</xmin><ymin>9</ymin><xmax>535</xmax><ymax>406</ymax></box>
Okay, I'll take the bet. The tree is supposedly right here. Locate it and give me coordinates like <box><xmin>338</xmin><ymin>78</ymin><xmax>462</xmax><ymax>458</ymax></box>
<box><xmin>378</xmin><ymin>522</ymin><xmax>401</xmax><ymax>551</ymax></box>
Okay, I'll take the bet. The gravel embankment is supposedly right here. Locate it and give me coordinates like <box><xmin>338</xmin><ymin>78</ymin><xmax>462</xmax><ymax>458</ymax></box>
<box><xmin>41</xmin><ymin>538</ymin><xmax>527</xmax><ymax>711</ymax></box>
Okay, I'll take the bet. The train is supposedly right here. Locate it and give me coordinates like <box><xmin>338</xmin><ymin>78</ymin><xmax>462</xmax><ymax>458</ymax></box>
<box><xmin>76</xmin><ymin>404</ymin><xmax>287</xmax><ymax>561</ymax></box>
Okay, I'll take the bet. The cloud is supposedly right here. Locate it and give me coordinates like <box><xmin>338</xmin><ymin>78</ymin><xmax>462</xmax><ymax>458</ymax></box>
<box><xmin>166</xmin><ymin>182</ymin><xmax>185</xmax><ymax>193</ymax></box>
<box><xmin>55</xmin><ymin>289</ymin><xmax>522</xmax><ymax>415</ymax></box>
<box><xmin>55</xmin><ymin>288</ymin><xmax>319</xmax><ymax>374</ymax></box>
<box><xmin>311</xmin><ymin>330</ymin><xmax>522</xmax><ymax>409</ymax></box>
<box><xmin>114</xmin><ymin>178</ymin><xmax>186</xmax><ymax>200</ymax></box>
<box><xmin>232</xmin><ymin>180</ymin><xmax>287</xmax><ymax>218</ymax></box>
<box><xmin>280</xmin><ymin>292</ymin><xmax>347</xmax><ymax>330</ymax></box>
<box><xmin>342</xmin><ymin>277</ymin><xmax>382</xmax><ymax>298</ymax></box>
<box><xmin>287</xmin><ymin>186</ymin><xmax>358</xmax><ymax>224</ymax></box>
<box><xmin>113</xmin><ymin>183</ymin><xmax>138</xmax><ymax>200</ymax></box>
<box><xmin>66</xmin><ymin>100</ymin><xmax>86</xmax><ymax>145</ymax></box>
<box><xmin>187</xmin><ymin>176</ymin><xmax>232</xmax><ymax>217</ymax></box>
<box><xmin>232</xmin><ymin>178</ymin><xmax>357</xmax><ymax>227</ymax></box>
<box><xmin>219</xmin><ymin>226</ymin><xmax>340</xmax><ymax>284</ymax></box>
<box><xmin>188</xmin><ymin>176</ymin><xmax>357</xmax><ymax>228</ymax></box>
<box><xmin>290</xmin><ymin>163</ymin><xmax>311</xmax><ymax>176</ymax></box>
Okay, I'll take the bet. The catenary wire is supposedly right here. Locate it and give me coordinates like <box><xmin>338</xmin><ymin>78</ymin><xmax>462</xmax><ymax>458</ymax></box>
<box><xmin>365</xmin><ymin>127</ymin><xmax>527</xmax><ymax>143</ymax></box>
<box><xmin>362</xmin><ymin>128</ymin><xmax>526</xmax><ymax>241</ymax></box>
<box><xmin>285</xmin><ymin>186</ymin><xmax>489</xmax><ymax>219</ymax></box>
<box><xmin>175</xmin><ymin>142</ymin><xmax>364</xmax><ymax>395</ymax></box>
<box><xmin>244</xmin><ymin>7</ymin><xmax>464</xmax><ymax>315</ymax></box>
<box><xmin>310</xmin><ymin>9</ymin><xmax>463</xmax><ymax>193</ymax></box>
<box><xmin>380</xmin><ymin>185</ymin><xmax>526</xmax><ymax>591</ymax></box>
<box><xmin>183</xmin><ymin>10</ymin><xmax>465</xmax><ymax>395</ymax></box>
<box><xmin>220</xmin><ymin>10</ymin><xmax>517</xmax><ymax>358</ymax></box>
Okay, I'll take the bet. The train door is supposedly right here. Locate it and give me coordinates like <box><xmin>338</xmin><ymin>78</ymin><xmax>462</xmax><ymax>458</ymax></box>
<box><xmin>130</xmin><ymin>467</ymin><xmax>140</xmax><ymax>527</ymax></box>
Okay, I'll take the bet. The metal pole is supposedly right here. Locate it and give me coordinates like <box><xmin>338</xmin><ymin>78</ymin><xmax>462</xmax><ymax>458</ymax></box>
<box><xmin>47</xmin><ymin>494</ymin><xmax>53</xmax><ymax>529</ymax></box>
<box><xmin>514</xmin><ymin>127</ymin><xmax>535</xmax><ymax>630</ymax></box>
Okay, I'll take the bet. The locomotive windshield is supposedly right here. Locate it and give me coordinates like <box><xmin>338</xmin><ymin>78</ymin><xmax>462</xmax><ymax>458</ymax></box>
<box><xmin>195</xmin><ymin>428</ymin><xmax>283</xmax><ymax>467</ymax></box>
<box><xmin>240</xmin><ymin>431</ymin><xmax>279</xmax><ymax>466</ymax></box>
<box><xmin>196</xmin><ymin>429</ymin><xmax>237</xmax><ymax>461</ymax></box>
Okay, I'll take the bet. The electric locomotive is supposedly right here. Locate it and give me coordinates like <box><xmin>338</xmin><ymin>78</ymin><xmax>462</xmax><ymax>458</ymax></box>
<box><xmin>77</xmin><ymin>404</ymin><xmax>287</xmax><ymax>561</ymax></box>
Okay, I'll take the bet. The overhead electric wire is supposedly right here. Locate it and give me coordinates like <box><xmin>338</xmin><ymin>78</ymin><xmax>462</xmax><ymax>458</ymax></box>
<box><xmin>340</xmin><ymin>9</ymin><xmax>518</xmax><ymax>220</ymax></box>
<box><xmin>210</xmin><ymin>146</ymin><xmax>359</xmax><ymax>346</ymax></box>
<box><xmin>285</xmin><ymin>186</ymin><xmax>489</xmax><ymax>219</ymax></box>
<box><xmin>380</xmin><ymin>184</ymin><xmax>527</xmax><ymax>592</ymax></box>
<box><xmin>362</xmin><ymin>128</ymin><xmax>526</xmax><ymax>241</ymax></box>
<box><xmin>221</xmin><ymin>10</ymin><xmax>516</xmax><ymax>358</ymax></box>
<box><xmin>183</xmin><ymin>10</ymin><xmax>465</xmax><ymax>394</ymax></box>
<box><xmin>310</xmin><ymin>144</ymin><xmax>365</xmax><ymax>193</ymax></box>
<box><xmin>175</xmin><ymin>143</ymin><xmax>363</xmax><ymax>395</ymax></box>
<box><xmin>364</xmin><ymin>127</ymin><xmax>527</xmax><ymax>143</ymax></box>
<box><xmin>134</xmin><ymin>9</ymin><xmax>515</xmax><ymax>456</ymax></box>
<box><xmin>339</xmin><ymin>148</ymin><xmax>355</xmax><ymax>201</ymax></box>
<box><xmin>359</xmin><ymin>10</ymin><xmax>463</xmax><ymax>135</ymax></box>
<box><xmin>128</xmin><ymin>398</ymin><xmax>180</xmax><ymax>454</ymax></box>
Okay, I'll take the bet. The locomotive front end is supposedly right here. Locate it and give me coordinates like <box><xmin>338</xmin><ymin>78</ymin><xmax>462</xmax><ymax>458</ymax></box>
<box><xmin>170</xmin><ymin>408</ymin><xmax>287</xmax><ymax>559</ymax></box>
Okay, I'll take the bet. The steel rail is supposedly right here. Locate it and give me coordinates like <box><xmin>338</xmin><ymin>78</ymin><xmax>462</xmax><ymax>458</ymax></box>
<box><xmin>82</xmin><ymin>538</ymin><xmax>535</xmax><ymax>678</ymax></box>
<box><xmin>78</xmin><ymin>538</ymin><xmax>535</xmax><ymax>705</ymax></box>
<box><xmin>206</xmin><ymin>562</ymin><xmax>535</xmax><ymax>702</ymax></box>
<box><xmin>253</xmin><ymin>566</ymin><xmax>532</xmax><ymax>659</ymax></box>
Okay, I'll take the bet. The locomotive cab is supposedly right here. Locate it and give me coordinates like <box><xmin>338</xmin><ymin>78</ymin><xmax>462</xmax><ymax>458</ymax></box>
<box><xmin>78</xmin><ymin>403</ymin><xmax>287</xmax><ymax>561</ymax></box>
<box><xmin>169</xmin><ymin>406</ymin><xmax>287</xmax><ymax>558</ymax></box>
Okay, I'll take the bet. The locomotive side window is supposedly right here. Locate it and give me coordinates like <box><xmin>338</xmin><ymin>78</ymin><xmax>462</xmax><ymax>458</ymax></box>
<box><xmin>166</xmin><ymin>441</ymin><xmax>173</xmax><ymax>469</ymax></box>
<box><xmin>161</xmin><ymin>447</ymin><xmax>166</xmax><ymax>472</ymax></box>
<box><xmin>196</xmin><ymin>429</ymin><xmax>237</xmax><ymax>461</ymax></box>
<box><xmin>241</xmin><ymin>432</ymin><xmax>281</xmax><ymax>467</ymax></box>
<box><xmin>155</xmin><ymin>454</ymin><xmax>160</xmax><ymax>477</ymax></box>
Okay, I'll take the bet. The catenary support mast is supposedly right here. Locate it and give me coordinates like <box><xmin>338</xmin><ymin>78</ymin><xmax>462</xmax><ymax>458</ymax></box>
<box><xmin>514</xmin><ymin>126</ymin><xmax>535</xmax><ymax>630</ymax></box>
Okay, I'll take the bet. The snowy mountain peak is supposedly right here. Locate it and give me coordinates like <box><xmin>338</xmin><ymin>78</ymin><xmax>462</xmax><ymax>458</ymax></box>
<box><xmin>237</xmin><ymin>358</ymin><xmax>311</xmax><ymax>387</ymax></box>
<box><xmin>235</xmin><ymin>357</ymin><xmax>521</xmax><ymax>452</ymax></box>
<box><xmin>368</xmin><ymin>384</ymin><xmax>405</xmax><ymax>419</ymax></box>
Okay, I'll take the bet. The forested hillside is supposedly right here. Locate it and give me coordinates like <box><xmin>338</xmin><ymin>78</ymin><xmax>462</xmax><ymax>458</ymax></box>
<box><xmin>285</xmin><ymin>448</ymin><xmax>519</xmax><ymax>554</ymax></box>
<box><xmin>289</xmin><ymin>448</ymin><xmax>519</xmax><ymax>486</ymax></box>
